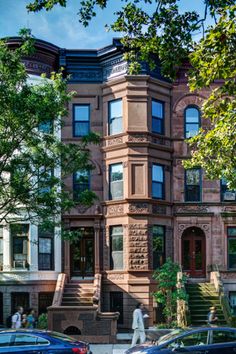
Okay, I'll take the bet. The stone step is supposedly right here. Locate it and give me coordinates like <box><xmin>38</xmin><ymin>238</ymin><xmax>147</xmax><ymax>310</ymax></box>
<box><xmin>64</xmin><ymin>288</ymin><xmax>94</xmax><ymax>294</ymax></box>
<box><xmin>63</xmin><ymin>292</ymin><xmax>94</xmax><ymax>298</ymax></box>
<box><xmin>61</xmin><ymin>302</ymin><xmax>94</xmax><ymax>306</ymax></box>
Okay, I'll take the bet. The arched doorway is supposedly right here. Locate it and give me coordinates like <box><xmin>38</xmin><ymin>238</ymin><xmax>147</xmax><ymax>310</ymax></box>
<box><xmin>182</xmin><ymin>227</ymin><xmax>206</xmax><ymax>277</ymax></box>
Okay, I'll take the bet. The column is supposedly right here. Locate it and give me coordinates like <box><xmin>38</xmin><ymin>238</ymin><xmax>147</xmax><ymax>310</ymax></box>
<box><xmin>3</xmin><ymin>224</ymin><xmax>11</xmax><ymax>271</ymax></box>
<box><xmin>94</xmin><ymin>220</ymin><xmax>101</xmax><ymax>274</ymax></box>
<box><xmin>29</xmin><ymin>224</ymin><xmax>38</xmax><ymax>271</ymax></box>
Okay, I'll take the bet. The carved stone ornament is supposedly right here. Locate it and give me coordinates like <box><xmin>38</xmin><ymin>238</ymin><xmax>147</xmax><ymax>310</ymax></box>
<box><xmin>77</xmin><ymin>204</ymin><xmax>90</xmax><ymax>214</ymax></box>
<box><xmin>128</xmin><ymin>223</ymin><xmax>149</xmax><ymax>270</ymax></box>
<box><xmin>176</xmin><ymin>205</ymin><xmax>209</xmax><ymax>213</ymax></box>
<box><xmin>128</xmin><ymin>134</ymin><xmax>148</xmax><ymax>143</ymax></box>
<box><xmin>107</xmin><ymin>204</ymin><xmax>124</xmax><ymax>216</ymax></box>
<box><xmin>107</xmin><ymin>137</ymin><xmax>123</xmax><ymax>146</ymax></box>
<box><xmin>129</xmin><ymin>203</ymin><xmax>149</xmax><ymax>214</ymax></box>
<box><xmin>177</xmin><ymin>223</ymin><xmax>211</xmax><ymax>239</ymax></box>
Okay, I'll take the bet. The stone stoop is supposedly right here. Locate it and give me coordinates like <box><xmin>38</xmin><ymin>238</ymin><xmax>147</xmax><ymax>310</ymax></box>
<box><xmin>61</xmin><ymin>281</ymin><xmax>94</xmax><ymax>306</ymax></box>
<box><xmin>186</xmin><ymin>282</ymin><xmax>227</xmax><ymax>326</ymax></box>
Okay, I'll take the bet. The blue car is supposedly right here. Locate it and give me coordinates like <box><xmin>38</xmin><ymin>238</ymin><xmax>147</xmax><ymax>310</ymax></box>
<box><xmin>126</xmin><ymin>327</ymin><xmax>236</xmax><ymax>353</ymax></box>
<box><xmin>0</xmin><ymin>329</ymin><xmax>92</xmax><ymax>353</ymax></box>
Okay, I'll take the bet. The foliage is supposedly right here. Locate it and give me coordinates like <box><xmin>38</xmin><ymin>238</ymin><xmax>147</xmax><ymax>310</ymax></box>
<box><xmin>27</xmin><ymin>0</ymin><xmax>236</xmax><ymax>188</ymax></box>
<box><xmin>0</xmin><ymin>30</ymin><xmax>99</xmax><ymax>229</ymax></box>
<box><xmin>153</xmin><ymin>258</ymin><xmax>188</xmax><ymax>325</ymax></box>
<box><xmin>37</xmin><ymin>313</ymin><xmax>48</xmax><ymax>329</ymax></box>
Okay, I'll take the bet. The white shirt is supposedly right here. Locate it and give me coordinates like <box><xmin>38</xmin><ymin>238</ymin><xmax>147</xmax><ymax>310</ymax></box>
<box><xmin>132</xmin><ymin>308</ymin><xmax>145</xmax><ymax>331</ymax></box>
<box><xmin>12</xmin><ymin>312</ymin><xmax>21</xmax><ymax>329</ymax></box>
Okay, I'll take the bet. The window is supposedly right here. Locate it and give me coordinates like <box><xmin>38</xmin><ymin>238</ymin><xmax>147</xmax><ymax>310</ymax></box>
<box><xmin>11</xmin><ymin>224</ymin><xmax>29</xmax><ymax>268</ymax></box>
<box><xmin>185</xmin><ymin>169</ymin><xmax>201</xmax><ymax>202</ymax></box>
<box><xmin>73</xmin><ymin>104</ymin><xmax>90</xmax><ymax>137</ymax></box>
<box><xmin>109</xmin><ymin>99</ymin><xmax>122</xmax><ymax>135</ymax></box>
<box><xmin>38</xmin><ymin>292</ymin><xmax>54</xmax><ymax>315</ymax></box>
<box><xmin>153</xmin><ymin>226</ymin><xmax>165</xmax><ymax>269</ymax></box>
<box><xmin>39</xmin><ymin>121</ymin><xmax>53</xmax><ymax>134</ymax></box>
<box><xmin>73</xmin><ymin>170</ymin><xmax>90</xmax><ymax>201</ymax></box>
<box><xmin>221</xmin><ymin>179</ymin><xmax>236</xmax><ymax>201</ymax></box>
<box><xmin>38</xmin><ymin>167</ymin><xmax>53</xmax><ymax>194</ymax></box>
<box><xmin>110</xmin><ymin>226</ymin><xmax>123</xmax><ymax>270</ymax></box>
<box><xmin>110</xmin><ymin>292</ymin><xmax>123</xmax><ymax>324</ymax></box>
<box><xmin>152</xmin><ymin>100</ymin><xmax>164</xmax><ymax>134</ymax></box>
<box><xmin>14</xmin><ymin>334</ymin><xmax>37</xmax><ymax>346</ymax></box>
<box><xmin>11</xmin><ymin>292</ymin><xmax>29</xmax><ymax>314</ymax></box>
<box><xmin>185</xmin><ymin>106</ymin><xmax>200</xmax><ymax>138</ymax></box>
<box><xmin>167</xmin><ymin>330</ymin><xmax>208</xmax><ymax>349</ymax></box>
<box><xmin>228</xmin><ymin>227</ymin><xmax>236</xmax><ymax>270</ymax></box>
<box><xmin>38</xmin><ymin>227</ymin><xmax>54</xmax><ymax>270</ymax></box>
<box><xmin>152</xmin><ymin>164</ymin><xmax>164</xmax><ymax>199</ymax></box>
<box><xmin>109</xmin><ymin>163</ymin><xmax>123</xmax><ymax>200</ymax></box>
<box><xmin>0</xmin><ymin>226</ymin><xmax>3</xmax><ymax>270</ymax></box>
<box><xmin>212</xmin><ymin>330</ymin><xmax>236</xmax><ymax>344</ymax></box>
<box><xmin>0</xmin><ymin>334</ymin><xmax>12</xmax><ymax>347</ymax></box>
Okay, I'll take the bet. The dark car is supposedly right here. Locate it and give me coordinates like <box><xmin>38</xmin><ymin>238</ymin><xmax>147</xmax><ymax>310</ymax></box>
<box><xmin>0</xmin><ymin>329</ymin><xmax>92</xmax><ymax>353</ymax></box>
<box><xmin>125</xmin><ymin>327</ymin><xmax>236</xmax><ymax>353</ymax></box>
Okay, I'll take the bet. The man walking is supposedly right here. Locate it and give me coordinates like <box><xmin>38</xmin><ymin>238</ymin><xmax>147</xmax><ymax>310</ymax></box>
<box><xmin>11</xmin><ymin>306</ymin><xmax>23</xmax><ymax>329</ymax></box>
<box><xmin>131</xmin><ymin>303</ymin><xmax>146</xmax><ymax>347</ymax></box>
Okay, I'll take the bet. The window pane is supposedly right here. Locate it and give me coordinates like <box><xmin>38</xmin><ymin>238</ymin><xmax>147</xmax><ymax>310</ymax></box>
<box><xmin>0</xmin><ymin>334</ymin><xmax>12</xmax><ymax>347</ymax></box>
<box><xmin>74</xmin><ymin>122</ymin><xmax>89</xmax><ymax>136</ymax></box>
<box><xmin>185</xmin><ymin>186</ymin><xmax>200</xmax><ymax>202</ymax></box>
<box><xmin>39</xmin><ymin>254</ymin><xmax>52</xmax><ymax>270</ymax></box>
<box><xmin>185</xmin><ymin>107</ymin><xmax>199</xmax><ymax>123</ymax></box>
<box><xmin>109</xmin><ymin>100</ymin><xmax>122</xmax><ymax>119</ymax></box>
<box><xmin>152</xmin><ymin>100</ymin><xmax>163</xmax><ymax>118</ymax></box>
<box><xmin>111</xmin><ymin>164</ymin><xmax>123</xmax><ymax>182</ymax></box>
<box><xmin>11</xmin><ymin>224</ymin><xmax>29</xmax><ymax>237</ymax></box>
<box><xmin>111</xmin><ymin>226</ymin><xmax>123</xmax><ymax>270</ymax></box>
<box><xmin>212</xmin><ymin>330</ymin><xmax>236</xmax><ymax>344</ymax></box>
<box><xmin>152</xmin><ymin>182</ymin><xmax>163</xmax><ymax>199</ymax></box>
<box><xmin>229</xmin><ymin>239</ymin><xmax>236</xmax><ymax>269</ymax></box>
<box><xmin>39</xmin><ymin>238</ymin><xmax>51</xmax><ymax>253</ymax></box>
<box><xmin>152</xmin><ymin>118</ymin><xmax>163</xmax><ymax>134</ymax></box>
<box><xmin>185</xmin><ymin>124</ymin><xmax>199</xmax><ymax>138</ymax></box>
<box><xmin>110</xmin><ymin>117</ymin><xmax>122</xmax><ymax>135</ymax></box>
<box><xmin>228</xmin><ymin>228</ymin><xmax>236</xmax><ymax>237</ymax></box>
<box><xmin>153</xmin><ymin>226</ymin><xmax>165</xmax><ymax>269</ymax></box>
<box><xmin>74</xmin><ymin>105</ymin><xmax>89</xmax><ymax>121</ymax></box>
<box><xmin>186</xmin><ymin>169</ymin><xmax>200</xmax><ymax>185</ymax></box>
<box><xmin>14</xmin><ymin>334</ymin><xmax>37</xmax><ymax>346</ymax></box>
<box><xmin>152</xmin><ymin>165</ymin><xmax>163</xmax><ymax>182</ymax></box>
<box><xmin>169</xmin><ymin>331</ymin><xmax>208</xmax><ymax>348</ymax></box>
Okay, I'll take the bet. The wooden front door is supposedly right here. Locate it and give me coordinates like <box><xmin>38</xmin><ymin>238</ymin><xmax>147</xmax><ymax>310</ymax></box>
<box><xmin>71</xmin><ymin>229</ymin><xmax>94</xmax><ymax>278</ymax></box>
<box><xmin>182</xmin><ymin>228</ymin><xmax>206</xmax><ymax>277</ymax></box>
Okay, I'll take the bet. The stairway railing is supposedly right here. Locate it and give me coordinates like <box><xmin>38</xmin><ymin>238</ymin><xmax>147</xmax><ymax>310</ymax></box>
<box><xmin>93</xmin><ymin>273</ymin><xmax>102</xmax><ymax>310</ymax></box>
<box><xmin>210</xmin><ymin>264</ymin><xmax>231</xmax><ymax>325</ymax></box>
<box><xmin>52</xmin><ymin>273</ymin><xmax>67</xmax><ymax>306</ymax></box>
<box><xmin>176</xmin><ymin>267</ymin><xmax>189</xmax><ymax>327</ymax></box>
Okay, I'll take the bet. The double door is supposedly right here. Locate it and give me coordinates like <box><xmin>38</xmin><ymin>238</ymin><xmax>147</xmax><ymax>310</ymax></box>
<box><xmin>182</xmin><ymin>230</ymin><xmax>205</xmax><ymax>277</ymax></box>
<box><xmin>71</xmin><ymin>230</ymin><xmax>94</xmax><ymax>278</ymax></box>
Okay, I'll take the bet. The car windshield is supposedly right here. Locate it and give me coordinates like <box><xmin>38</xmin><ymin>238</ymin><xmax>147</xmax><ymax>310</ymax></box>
<box><xmin>158</xmin><ymin>329</ymin><xmax>185</xmax><ymax>344</ymax></box>
<box><xmin>48</xmin><ymin>331</ymin><xmax>76</xmax><ymax>343</ymax></box>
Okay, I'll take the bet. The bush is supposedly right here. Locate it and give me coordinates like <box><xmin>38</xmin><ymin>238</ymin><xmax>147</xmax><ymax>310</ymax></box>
<box><xmin>37</xmin><ymin>313</ymin><xmax>48</xmax><ymax>329</ymax></box>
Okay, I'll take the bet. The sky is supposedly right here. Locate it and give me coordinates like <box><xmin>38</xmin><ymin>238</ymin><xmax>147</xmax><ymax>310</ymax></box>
<box><xmin>0</xmin><ymin>0</ymin><xmax>212</xmax><ymax>50</ymax></box>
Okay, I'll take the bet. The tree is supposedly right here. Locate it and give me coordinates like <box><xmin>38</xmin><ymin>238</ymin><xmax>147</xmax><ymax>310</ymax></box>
<box><xmin>0</xmin><ymin>30</ymin><xmax>99</xmax><ymax>228</ymax></box>
<box><xmin>27</xmin><ymin>0</ymin><xmax>236</xmax><ymax>188</ymax></box>
<box><xmin>153</xmin><ymin>258</ymin><xmax>187</xmax><ymax>326</ymax></box>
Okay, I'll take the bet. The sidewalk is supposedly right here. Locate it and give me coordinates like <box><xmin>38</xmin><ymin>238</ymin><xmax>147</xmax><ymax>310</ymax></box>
<box><xmin>90</xmin><ymin>344</ymin><xmax>130</xmax><ymax>354</ymax></box>
<box><xmin>90</xmin><ymin>333</ymin><xmax>132</xmax><ymax>353</ymax></box>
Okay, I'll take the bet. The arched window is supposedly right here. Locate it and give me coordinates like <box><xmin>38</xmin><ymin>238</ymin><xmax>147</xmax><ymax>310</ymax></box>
<box><xmin>184</xmin><ymin>106</ymin><xmax>200</xmax><ymax>138</ymax></box>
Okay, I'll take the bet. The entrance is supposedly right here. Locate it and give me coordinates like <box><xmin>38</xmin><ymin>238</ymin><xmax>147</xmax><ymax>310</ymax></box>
<box><xmin>182</xmin><ymin>227</ymin><xmax>206</xmax><ymax>277</ymax></box>
<box><xmin>70</xmin><ymin>228</ymin><xmax>94</xmax><ymax>278</ymax></box>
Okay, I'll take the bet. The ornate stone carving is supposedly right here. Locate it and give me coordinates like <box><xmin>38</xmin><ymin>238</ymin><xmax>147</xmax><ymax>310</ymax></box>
<box><xmin>107</xmin><ymin>204</ymin><xmax>124</xmax><ymax>216</ymax></box>
<box><xmin>76</xmin><ymin>204</ymin><xmax>90</xmax><ymax>214</ymax></box>
<box><xmin>175</xmin><ymin>205</ymin><xmax>209</xmax><ymax>213</ymax></box>
<box><xmin>128</xmin><ymin>224</ymin><xmax>149</xmax><ymax>270</ymax></box>
<box><xmin>128</xmin><ymin>134</ymin><xmax>148</xmax><ymax>143</ymax></box>
<box><xmin>107</xmin><ymin>273</ymin><xmax>124</xmax><ymax>281</ymax></box>
<box><xmin>177</xmin><ymin>223</ymin><xmax>211</xmax><ymax>239</ymax></box>
<box><xmin>129</xmin><ymin>203</ymin><xmax>149</xmax><ymax>214</ymax></box>
<box><xmin>107</xmin><ymin>137</ymin><xmax>123</xmax><ymax>146</ymax></box>
<box><xmin>71</xmin><ymin>70</ymin><xmax>103</xmax><ymax>82</ymax></box>
<box><xmin>152</xmin><ymin>205</ymin><xmax>167</xmax><ymax>215</ymax></box>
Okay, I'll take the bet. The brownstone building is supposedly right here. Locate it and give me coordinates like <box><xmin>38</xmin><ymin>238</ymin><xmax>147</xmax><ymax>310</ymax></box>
<box><xmin>2</xmin><ymin>37</ymin><xmax>236</xmax><ymax>340</ymax></box>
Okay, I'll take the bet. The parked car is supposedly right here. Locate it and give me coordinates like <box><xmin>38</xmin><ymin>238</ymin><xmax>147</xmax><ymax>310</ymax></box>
<box><xmin>0</xmin><ymin>329</ymin><xmax>92</xmax><ymax>353</ymax></box>
<box><xmin>125</xmin><ymin>327</ymin><xmax>236</xmax><ymax>353</ymax></box>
